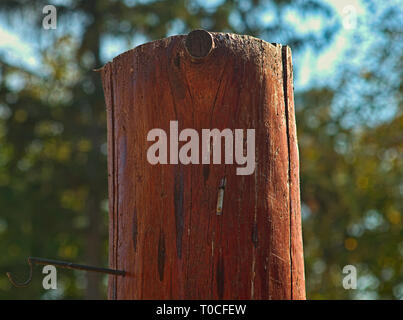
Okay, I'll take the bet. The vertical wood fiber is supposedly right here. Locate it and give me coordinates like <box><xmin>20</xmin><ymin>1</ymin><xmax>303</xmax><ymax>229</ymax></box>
<box><xmin>101</xmin><ymin>32</ymin><xmax>305</xmax><ymax>300</ymax></box>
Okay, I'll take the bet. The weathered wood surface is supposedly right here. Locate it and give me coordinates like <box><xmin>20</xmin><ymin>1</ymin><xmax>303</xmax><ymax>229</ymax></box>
<box><xmin>101</xmin><ymin>31</ymin><xmax>305</xmax><ymax>299</ymax></box>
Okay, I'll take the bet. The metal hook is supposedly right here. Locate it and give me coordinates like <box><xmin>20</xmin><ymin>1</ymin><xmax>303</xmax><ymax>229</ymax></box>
<box><xmin>7</xmin><ymin>257</ymin><xmax>125</xmax><ymax>288</ymax></box>
<box><xmin>6</xmin><ymin>257</ymin><xmax>34</xmax><ymax>287</ymax></box>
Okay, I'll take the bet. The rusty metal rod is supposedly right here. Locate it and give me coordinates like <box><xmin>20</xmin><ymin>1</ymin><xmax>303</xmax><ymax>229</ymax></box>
<box><xmin>7</xmin><ymin>257</ymin><xmax>125</xmax><ymax>288</ymax></box>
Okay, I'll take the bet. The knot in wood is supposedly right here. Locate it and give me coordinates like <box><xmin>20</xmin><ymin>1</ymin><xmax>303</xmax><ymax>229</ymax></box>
<box><xmin>185</xmin><ymin>29</ymin><xmax>214</xmax><ymax>59</ymax></box>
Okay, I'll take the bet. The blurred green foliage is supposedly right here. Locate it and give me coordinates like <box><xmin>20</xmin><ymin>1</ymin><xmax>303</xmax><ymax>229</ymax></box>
<box><xmin>0</xmin><ymin>0</ymin><xmax>401</xmax><ymax>299</ymax></box>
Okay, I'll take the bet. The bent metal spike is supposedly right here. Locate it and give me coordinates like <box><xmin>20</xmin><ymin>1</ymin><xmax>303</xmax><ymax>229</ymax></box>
<box><xmin>6</xmin><ymin>257</ymin><xmax>125</xmax><ymax>288</ymax></box>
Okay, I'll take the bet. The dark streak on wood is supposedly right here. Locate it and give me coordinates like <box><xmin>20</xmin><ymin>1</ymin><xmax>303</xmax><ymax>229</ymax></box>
<box><xmin>174</xmin><ymin>166</ymin><xmax>184</xmax><ymax>259</ymax></box>
<box><xmin>203</xmin><ymin>164</ymin><xmax>210</xmax><ymax>183</ymax></box>
<box><xmin>281</xmin><ymin>45</ymin><xmax>293</xmax><ymax>299</ymax></box>
<box><xmin>158</xmin><ymin>229</ymin><xmax>166</xmax><ymax>282</ymax></box>
<box><xmin>174</xmin><ymin>54</ymin><xmax>180</xmax><ymax>68</ymax></box>
<box><xmin>252</xmin><ymin>223</ymin><xmax>258</xmax><ymax>248</ymax></box>
<box><xmin>132</xmin><ymin>208</ymin><xmax>138</xmax><ymax>252</ymax></box>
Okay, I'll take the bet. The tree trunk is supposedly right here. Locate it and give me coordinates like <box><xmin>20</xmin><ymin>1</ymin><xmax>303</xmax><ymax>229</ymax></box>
<box><xmin>101</xmin><ymin>30</ymin><xmax>305</xmax><ymax>299</ymax></box>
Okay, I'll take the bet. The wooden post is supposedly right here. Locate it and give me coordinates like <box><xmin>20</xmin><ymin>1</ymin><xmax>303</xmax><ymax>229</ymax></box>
<box><xmin>100</xmin><ymin>30</ymin><xmax>305</xmax><ymax>300</ymax></box>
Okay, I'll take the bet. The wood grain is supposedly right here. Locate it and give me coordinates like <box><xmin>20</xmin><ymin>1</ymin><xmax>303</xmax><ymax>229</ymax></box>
<box><xmin>101</xmin><ymin>32</ymin><xmax>305</xmax><ymax>299</ymax></box>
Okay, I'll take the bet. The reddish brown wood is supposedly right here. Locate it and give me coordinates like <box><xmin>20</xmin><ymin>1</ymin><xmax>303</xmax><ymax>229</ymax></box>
<box><xmin>101</xmin><ymin>31</ymin><xmax>305</xmax><ymax>300</ymax></box>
